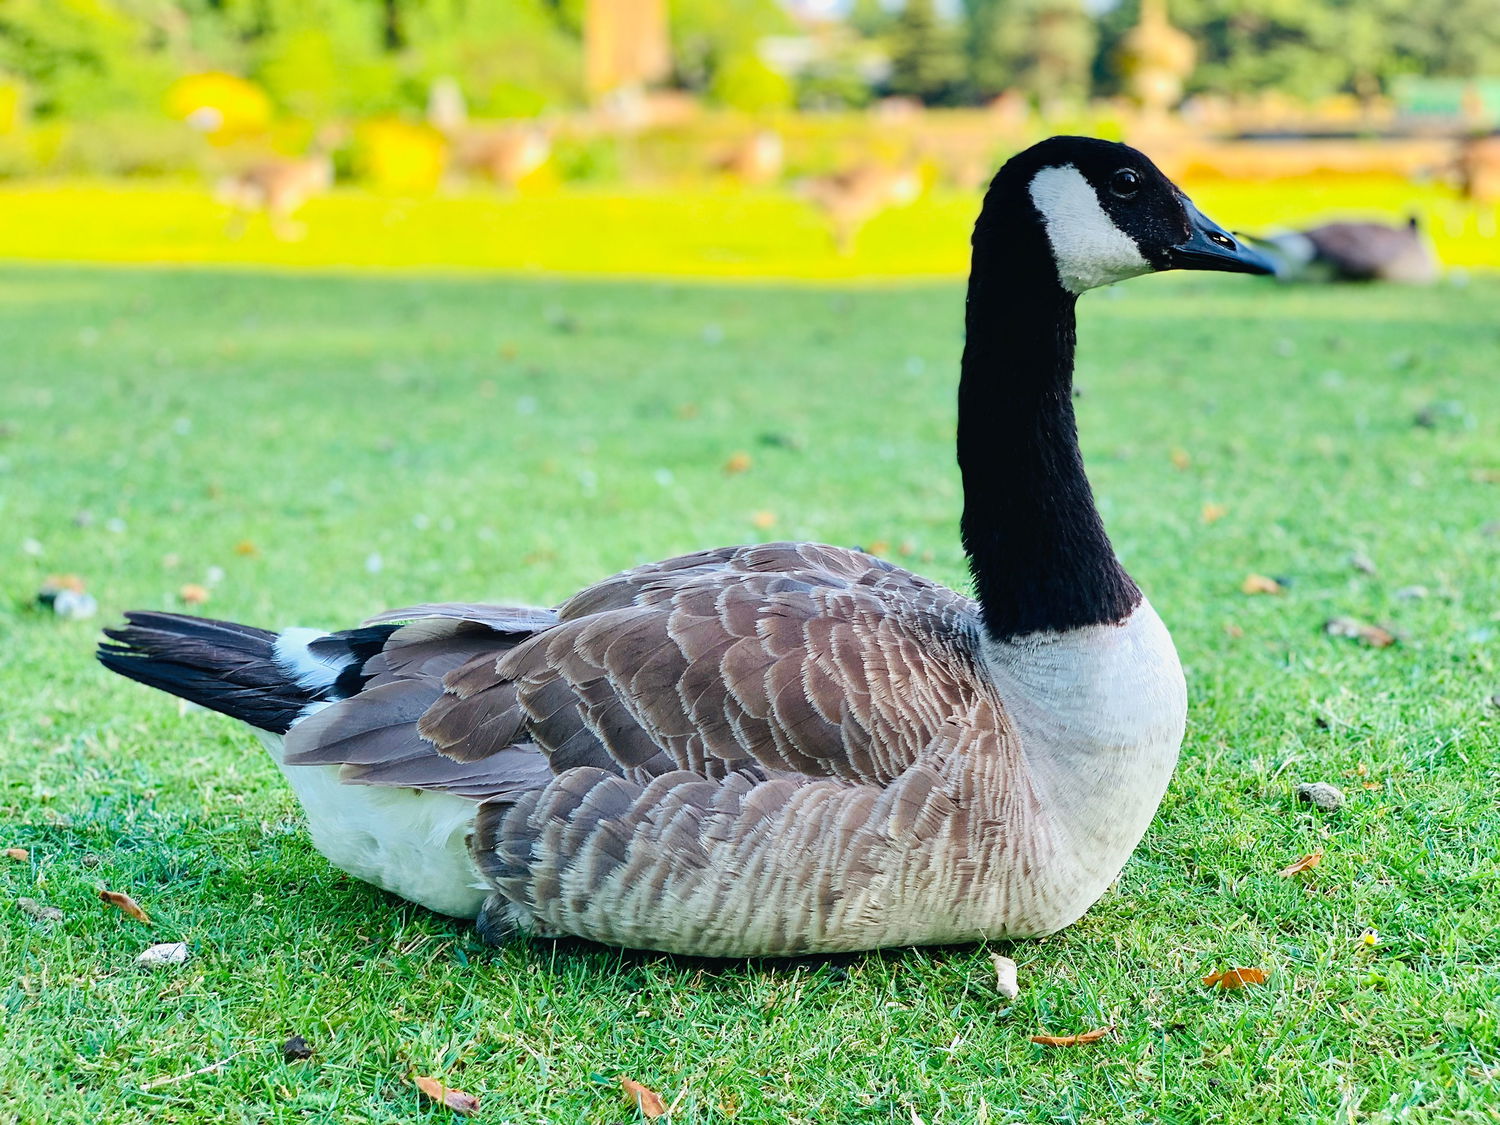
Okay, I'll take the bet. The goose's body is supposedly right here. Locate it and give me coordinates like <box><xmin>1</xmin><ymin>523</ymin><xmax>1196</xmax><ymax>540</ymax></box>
<box><xmin>1258</xmin><ymin>218</ymin><xmax>1438</xmax><ymax>284</ymax></box>
<box><xmin>100</xmin><ymin>137</ymin><xmax>1271</xmax><ymax>957</ymax></box>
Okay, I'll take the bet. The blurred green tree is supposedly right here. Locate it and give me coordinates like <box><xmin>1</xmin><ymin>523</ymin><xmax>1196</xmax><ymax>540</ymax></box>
<box><xmin>1092</xmin><ymin>0</ymin><xmax>1500</xmax><ymax>103</ymax></box>
<box><xmin>849</xmin><ymin>0</ymin><xmax>895</xmax><ymax>39</ymax></box>
<box><xmin>964</xmin><ymin>0</ymin><xmax>1095</xmax><ymax>105</ymax></box>
<box><xmin>0</xmin><ymin>0</ymin><xmax>177</xmax><ymax>117</ymax></box>
<box><xmin>709</xmin><ymin>52</ymin><xmax>793</xmax><ymax>112</ymax></box>
<box><xmin>669</xmin><ymin>0</ymin><xmax>789</xmax><ymax>94</ymax></box>
<box><xmin>887</xmin><ymin>0</ymin><xmax>965</xmax><ymax>105</ymax></box>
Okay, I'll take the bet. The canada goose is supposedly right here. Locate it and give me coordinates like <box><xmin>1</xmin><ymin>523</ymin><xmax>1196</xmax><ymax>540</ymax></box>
<box><xmin>714</xmin><ymin>130</ymin><xmax>785</xmax><ymax>186</ymax></box>
<box><xmin>217</xmin><ymin>152</ymin><xmax>334</xmax><ymax>241</ymax></box>
<box><xmin>801</xmin><ymin>163</ymin><xmax>923</xmax><ymax>254</ymax></box>
<box><xmin>99</xmin><ymin>137</ymin><xmax>1272</xmax><ymax>957</ymax></box>
<box><xmin>455</xmin><ymin>126</ymin><xmax>551</xmax><ymax>189</ymax></box>
<box><xmin>1459</xmin><ymin>133</ymin><xmax>1500</xmax><ymax>236</ymax></box>
<box><xmin>1252</xmin><ymin>218</ymin><xmax>1438</xmax><ymax>284</ymax></box>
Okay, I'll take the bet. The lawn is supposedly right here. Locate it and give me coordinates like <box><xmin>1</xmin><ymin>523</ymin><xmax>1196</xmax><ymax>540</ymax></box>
<box><xmin>0</xmin><ymin>173</ymin><xmax>1496</xmax><ymax>278</ymax></box>
<box><xmin>1</xmin><ymin>264</ymin><xmax>1498</xmax><ymax>1123</ymax></box>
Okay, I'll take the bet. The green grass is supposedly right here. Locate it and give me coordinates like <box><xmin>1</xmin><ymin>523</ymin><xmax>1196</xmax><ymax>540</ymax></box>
<box><xmin>2</xmin><ymin>265</ymin><xmax>1498</xmax><ymax>1123</ymax></box>
<box><xmin>0</xmin><ymin>173</ymin><xmax>1496</xmax><ymax>278</ymax></box>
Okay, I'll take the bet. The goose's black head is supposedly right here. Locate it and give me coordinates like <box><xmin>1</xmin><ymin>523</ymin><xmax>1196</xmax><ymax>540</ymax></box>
<box><xmin>974</xmin><ymin>136</ymin><xmax>1274</xmax><ymax>296</ymax></box>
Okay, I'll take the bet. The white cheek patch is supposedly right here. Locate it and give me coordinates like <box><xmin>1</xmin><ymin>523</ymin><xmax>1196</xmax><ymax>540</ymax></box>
<box><xmin>1028</xmin><ymin>164</ymin><xmax>1152</xmax><ymax>294</ymax></box>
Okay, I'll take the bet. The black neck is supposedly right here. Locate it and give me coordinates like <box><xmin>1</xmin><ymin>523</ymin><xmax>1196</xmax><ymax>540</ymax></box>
<box><xmin>959</xmin><ymin>218</ymin><xmax>1140</xmax><ymax>642</ymax></box>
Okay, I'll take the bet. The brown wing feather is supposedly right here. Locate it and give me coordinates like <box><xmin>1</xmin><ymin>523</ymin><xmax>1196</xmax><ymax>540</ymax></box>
<box><xmin>283</xmin><ymin>611</ymin><xmax>553</xmax><ymax>801</ymax></box>
<box><xmin>419</xmin><ymin>543</ymin><xmax>986</xmax><ymax>788</ymax></box>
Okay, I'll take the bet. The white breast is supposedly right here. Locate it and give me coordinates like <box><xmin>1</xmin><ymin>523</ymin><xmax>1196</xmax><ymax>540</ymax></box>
<box><xmin>979</xmin><ymin>600</ymin><xmax>1187</xmax><ymax>919</ymax></box>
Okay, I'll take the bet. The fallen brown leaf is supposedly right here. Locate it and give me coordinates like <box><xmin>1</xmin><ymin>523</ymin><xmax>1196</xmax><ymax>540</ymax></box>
<box><xmin>1241</xmin><ymin>573</ymin><xmax>1284</xmax><ymax>595</ymax></box>
<box><xmin>1202</xmin><ymin>967</ymin><xmax>1267</xmax><ymax>990</ymax></box>
<box><xmin>1325</xmin><ymin>617</ymin><xmax>1396</xmax><ymax>647</ymax></box>
<box><xmin>1201</xmin><ymin>502</ymin><xmax>1228</xmax><ymax>524</ymax></box>
<box><xmin>751</xmin><ymin>510</ymin><xmax>775</xmax><ymax>530</ymax></box>
<box><xmin>866</xmin><ymin>539</ymin><xmax>890</xmax><ymax>557</ymax></box>
<box><xmin>1030</xmin><ymin>1026</ymin><xmax>1113</xmax><ymax>1047</ymax></box>
<box><xmin>41</xmin><ymin>573</ymin><xmax>87</xmax><ymax>593</ymax></box>
<box><xmin>1277</xmin><ymin>852</ymin><xmax>1322</xmax><ymax>877</ymax></box>
<box><xmin>723</xmin><ymin>451</ymin><xmax>752</xmax><ymax>475</ymax></box>
<box><xmin>1170</xmin><ymin>448</ymin><xmax>1192</xmax><ymax>470</ymax></box>
<box><xmin>99</xmin><ymin>889</ymin><xmax>151</xmax><ymax>923</ymax></box>
<box><xmin>621</xmin><ymin>1076</ymin><xmax>668</xmax><ymax>1118</ymax></box>
<box><xmin>234</xmin><ymin>540</ymin><xmax>259</xmax><ymax>557</ymax></box>
<box><xmin>4</xmin><ymin>847</ymin><xmax>28</xmax><ymax>862</ymax></box>
<box><xmin>178</xmin><ymin>583</ymin><xmax>210</xmax><ymax>606</ymax></box>
<box><xmin>413</xmin><ymin>1075</ymin><xmax>480</xmax><ymax>1116</ymax></box>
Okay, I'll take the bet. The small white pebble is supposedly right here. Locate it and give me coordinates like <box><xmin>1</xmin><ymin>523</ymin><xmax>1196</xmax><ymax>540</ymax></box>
<box><xmin>204</xmin><ymin>565</ymin><xmax>225</xmax><ymax>586</ymax></box>
<box><xmin>52</xmin><ymin>590</ymin><xmax>98</xmax><ymax>621</ymax></box>
<box><xmin>105</xmin><ymin>517</ymin><xmax>127</xmax><ymax>535</ymax></box>
<box><xmin>411</xmin><ymin>513</ymin><xmax>431</xmax><ymax>531</ymax></box>
<box><xmin>21</xmin><ymin>537</ymin><xmax>43</xmax><ymax>557</ymax></box>
<box><xmin>1296</xmin><ymin>781</ymin><xmax>1346</xmax><ymax>812</ymax></box>
<box><xmin>364</xmin><ymin>552</ymin><xmax>383</xmax><ymax>574</ymax></box>
<box><xmin>1394</xmin><ymin>585</ymin><xmax>1428</xmax><ymax>601</ymax></box>
<box><xmin>136</xmin><ymin>942</ymin><xmax>189</xmax><ymax>966</ymax></box>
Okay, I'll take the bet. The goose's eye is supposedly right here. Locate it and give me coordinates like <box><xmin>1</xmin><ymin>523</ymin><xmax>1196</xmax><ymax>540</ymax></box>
<box><xmin>1109</xmin><ymin>168</ymin><xmax>1140</xmax><ymax>200</ymax></box>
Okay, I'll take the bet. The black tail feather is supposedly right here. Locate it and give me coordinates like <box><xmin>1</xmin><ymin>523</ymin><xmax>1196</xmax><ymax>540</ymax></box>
<box><xmin>98</xmin><ymin>611</ymin><xmax>312</xmax><ymax>734</ymax></box>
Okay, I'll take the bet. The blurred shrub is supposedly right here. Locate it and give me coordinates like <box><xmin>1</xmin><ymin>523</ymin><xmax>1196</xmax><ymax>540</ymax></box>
<box><xmin>165</xmin><ymin>73</ymin><xmax>274</xmax><ymax>141</ymax></box>
<box><xmin>256</xmin><ymin>30</ymin><xmax>344</xmax><ymax>120</ymax></box>
<box><xmin>0</xmin><ymin>134</ymin><xmax>32</xmax><ymax>178</ymax></box>
<box><xmin>255</xmin><ymin>29</ymin><xmax>407</xmax><ymax>119</ymax></box>
<box><xmin>405</xmin><ymin>1</ymin><xmax>583</xmax><ymax>117</ymax></box>
<box><xmin>671</xmin><ymin>0</ymin><xmax>791</xmax><ymax>92</ymax></box>
<box><xmin>49</xmin><ymin>114</ymin><xmax>210</xmax><ymax>177</ymax></box>
<box><xmin>708</xmin><ymin>54</ymin><xmax>794</xmax><ymax>113</ymax></box>
<box><xmin>549</xmin><ymin>134</ymin><xmax>623</xmax><ymax>184</ymax></box>
<box><xmin>795</xmin><ymin>63</ymin><xmax>876</xmax><ymax>111</ymax></box>
<box><xmin>0</xmin><ymin>78</ymin><xmax>27</xmax><ymax>133</ymax></box>
<box><xmin>354</xmin><ymin>118</ymin><xmax>446</xmax><ymax>192</ymax></box>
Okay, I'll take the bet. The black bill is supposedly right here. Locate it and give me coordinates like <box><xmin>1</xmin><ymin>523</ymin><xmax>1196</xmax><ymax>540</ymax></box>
<box><xmin>1166</xmin><ymin>198</ymin><xmax>1276</xmax><ymax>275</ymax></box>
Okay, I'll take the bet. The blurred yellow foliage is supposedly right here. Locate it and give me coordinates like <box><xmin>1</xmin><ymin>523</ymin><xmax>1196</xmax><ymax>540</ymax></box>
<box><xmin>166</xmin><ymin>73</ymin><xmax>273</xmax><ymax>141</ymax></box>
<box><xmin>0</xmin><ymin>79</ymin><xmax>25</xmax><ymax>134</ymax></box>
<box><xmin>354</xmin><ymin>118</ymin><xmax>447</xmax><ymax>194</ymax></box>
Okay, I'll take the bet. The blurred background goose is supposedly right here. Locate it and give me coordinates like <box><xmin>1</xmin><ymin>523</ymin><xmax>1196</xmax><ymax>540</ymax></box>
<box><xmin>1252</xmin><ymin>217</ymin><xmax>1439</xmax><ymax>283</ymax></box>
<box><xmin>99</xmin><ymin>136</ymin><xmax>1272</xmax><ymax>958</ymax></box>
